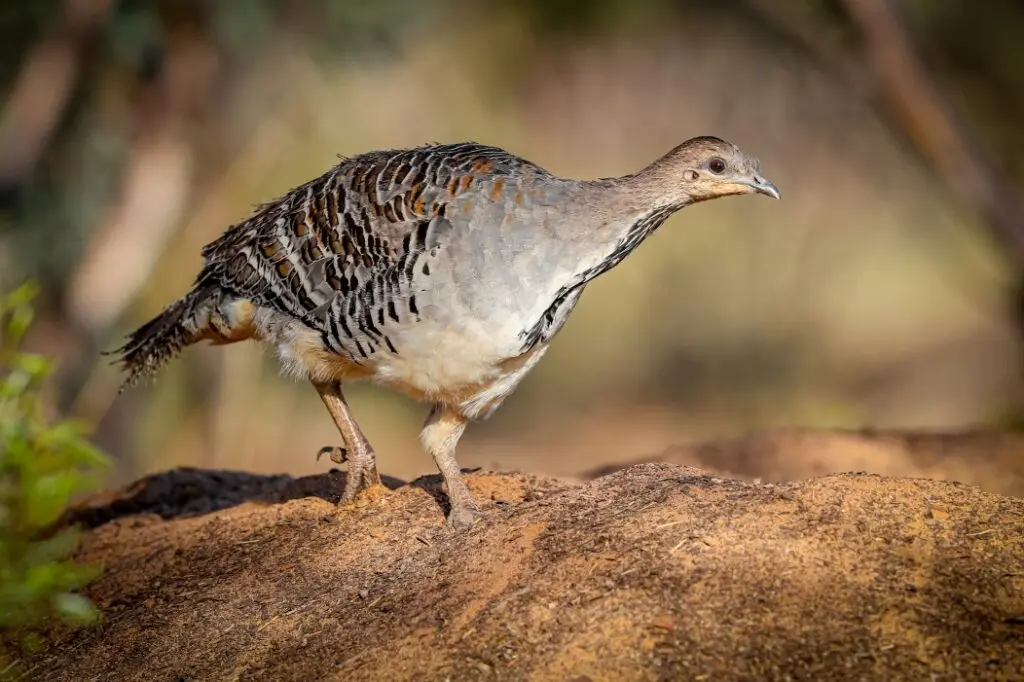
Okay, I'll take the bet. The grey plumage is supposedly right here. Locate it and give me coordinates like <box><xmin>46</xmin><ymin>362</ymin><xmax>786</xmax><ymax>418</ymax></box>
<box><xmin>112</xmin><ymin>136</ymin><xmax>780</xmax><ymax>530</ymax></box>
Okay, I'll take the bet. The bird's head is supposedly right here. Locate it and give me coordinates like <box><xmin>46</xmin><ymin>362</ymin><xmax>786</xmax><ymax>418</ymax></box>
<box><xmin>638</xmin><ymin>136</ymin><xmax>780</xmax><ymax>206</ymax></box>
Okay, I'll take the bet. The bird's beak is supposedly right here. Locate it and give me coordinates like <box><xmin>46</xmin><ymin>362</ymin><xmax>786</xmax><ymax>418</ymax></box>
<box><xmin>745</xmin><ymin>174</ymin><xmax>781</xmax><ymax>200</ymax></box>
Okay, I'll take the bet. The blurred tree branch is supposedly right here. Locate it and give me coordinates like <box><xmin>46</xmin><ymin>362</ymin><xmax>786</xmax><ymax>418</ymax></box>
<box><xmin>840</xmin><ymin>0</ymin><xmax>1024</xmax><ymax>272</ymax></box>
<box><xmin>0</xmin><ymin>0</ymin><xmax>111</xmax><ymax>189</ymax></box>
<box><xmin>66</xmin><ymin>31</ymin><xmax>219</xmax><ymax>337</ymax></box>
<box><xmin>743</xmin><ymin>0</ymin><xmax>1024</xmax><ymax>310</ymax></box>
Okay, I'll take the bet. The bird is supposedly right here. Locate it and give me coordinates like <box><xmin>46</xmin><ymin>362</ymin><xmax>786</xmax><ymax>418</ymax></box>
<box><xmin>110</xmin><ymin>135</ymin><xmax>780</xmax><ymax>531</ymax></box>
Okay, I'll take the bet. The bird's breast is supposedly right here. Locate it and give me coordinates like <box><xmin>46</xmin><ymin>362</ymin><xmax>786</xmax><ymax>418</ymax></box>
<box><xmin>368</xmin><ymin>316</ymin><xmax>517</xmax><ymax>399</ymax></box>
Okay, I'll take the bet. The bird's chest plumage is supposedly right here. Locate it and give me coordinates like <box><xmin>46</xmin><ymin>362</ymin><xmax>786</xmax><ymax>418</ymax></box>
<box><xmin>368</xmin><ymin>318</ymin><xmax>511</xmax><ymax>394</ymax></box>
<box><xmin>352</xmin><ymin>233</ymin><xmax>570</xmax><ymax>405</ymax></box>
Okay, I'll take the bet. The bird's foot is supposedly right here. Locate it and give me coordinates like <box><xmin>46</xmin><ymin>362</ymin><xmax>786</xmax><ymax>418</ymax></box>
<box><xmin>442</xmin><ymin>485</ymin><xmax>491</xmax><ymax>533</ymax></box>
<box><xmin>340</xmin><ymin>481</ymin><xmax>390</xmax><ymax>510</ymax></box>
<box><xmin>445</xmin><ymin>501</ymin><xmax>485</xmax><ymax>532</ymax></box>
<box><xmin>337</xmin><ymin>457</ymin><xmax>383</xmax><ymax>508</ymax></box>
<box><xmin>317</xmin><ymin>445</ymin><xmax>384</xmax><ymax>507</ymax></box>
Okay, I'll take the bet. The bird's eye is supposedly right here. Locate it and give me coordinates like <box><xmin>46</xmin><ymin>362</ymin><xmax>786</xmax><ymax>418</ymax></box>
<box><xmin>709</xmin><ymin>157</ymin><xmax>726</xmax><ymax>174</ymax></box>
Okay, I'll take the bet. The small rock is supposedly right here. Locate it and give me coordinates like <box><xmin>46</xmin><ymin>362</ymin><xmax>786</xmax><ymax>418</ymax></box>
<box><xmin>649</xmin><ymin>616</ymin><xmax>675</xmax><ymax>631</ymax></box>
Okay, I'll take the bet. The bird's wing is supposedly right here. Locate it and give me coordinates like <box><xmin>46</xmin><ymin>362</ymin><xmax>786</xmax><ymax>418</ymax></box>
<box><xmin>197</xmin><ymin>142</ymin><xmax>546</xmax><ymax>358</ymax></box>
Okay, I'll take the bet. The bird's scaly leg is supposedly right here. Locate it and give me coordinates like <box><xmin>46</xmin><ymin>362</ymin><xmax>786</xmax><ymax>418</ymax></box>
<box><xmin>313</xmin><ymin>380</ymin><xmax>381</xmax><ymax>505</ymax></box>
<box><xmin>421</xmin><ymin>404</ymin><xmax>480</xmax><ymax>530</ymax></box>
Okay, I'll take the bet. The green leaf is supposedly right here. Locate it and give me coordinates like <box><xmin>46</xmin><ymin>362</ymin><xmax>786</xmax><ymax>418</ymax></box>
<box><xmin>3</xmin><ymin>303</ymin><xmax>33</xmax><ymax>346</ymax></box>
<box><xmin>12</xmin><ymin>353</ymin><xmax>50</xmax><ymax>381</ymax></box>
<box><xmin>21</xmin><ymin>531</ymin><xmax>80</xmax><ymax>567</ymax></box>
<box><xmin>23</xmin><ymin>474</ymin><xmax>82</xmax><ymax>528</ymax></box>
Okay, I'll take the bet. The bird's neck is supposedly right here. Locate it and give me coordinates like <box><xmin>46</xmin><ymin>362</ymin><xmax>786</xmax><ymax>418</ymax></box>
<box><xmin>577</xmin><ymin>170</ymin><xmax>692</xmax><ymax>238</ymax></box>
<box><xmin>555</xmin><ymin>176</ymin><xmax>690</xmax><ymax>290</ymax></box>
<box><xmin>582</xmin><ymin>155</ymin><xmax>692</xmax><ymax>209</ymax></box>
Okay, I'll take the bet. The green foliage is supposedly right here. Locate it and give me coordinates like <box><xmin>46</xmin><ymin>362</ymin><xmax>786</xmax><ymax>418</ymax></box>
<box><xmin>0</xmin><ymin>283</ymin><xmax>111</xmax><ymax>653</ymax></box>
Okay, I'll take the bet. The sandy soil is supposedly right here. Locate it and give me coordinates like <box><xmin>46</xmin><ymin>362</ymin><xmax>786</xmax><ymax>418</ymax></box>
<box><xmin>15</xmin><ymin>431</ymin><xmax>1024</xmax><ymax>681</ymax></box>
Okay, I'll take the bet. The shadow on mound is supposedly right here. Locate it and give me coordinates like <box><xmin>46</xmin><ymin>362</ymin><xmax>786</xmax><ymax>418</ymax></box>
<box><xmin>58</xmin><ymin>466</ymin><xmax>478</xmax><ymax>530</ymax></box>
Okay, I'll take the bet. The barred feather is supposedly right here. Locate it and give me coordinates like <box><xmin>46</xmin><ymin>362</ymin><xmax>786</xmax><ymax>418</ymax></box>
<box><xmin>109</xmin><ymin>279</ymin><xmax>220</xmax><ymax>390</ymax></box>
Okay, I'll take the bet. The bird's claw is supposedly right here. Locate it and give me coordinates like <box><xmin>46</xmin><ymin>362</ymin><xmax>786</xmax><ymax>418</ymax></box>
<box><xmin>445</xmin><ymin>502</ymin><xmax>485</xmax><ymax>532</ymax></box>
<box><xmin>317</xmin><ymin>446</ymin><xmax>348</xmax><ymax>464</ymax></box>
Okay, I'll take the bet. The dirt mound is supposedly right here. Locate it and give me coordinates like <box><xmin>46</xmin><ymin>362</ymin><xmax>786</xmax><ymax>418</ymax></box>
<box><xmin>20</xmin><ymin>460</ymin><xmax>1024</xmax><ymax>681</ymax></box>
<box><xmin>584</xmin><ymin>427</ymin><xmax>1024</xmax><ymax>498</ymax></box>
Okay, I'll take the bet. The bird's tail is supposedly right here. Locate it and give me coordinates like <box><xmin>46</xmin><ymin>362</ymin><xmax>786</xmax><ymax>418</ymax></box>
<box><xmin>107</xmin><ymin>280</ymin><xmax>220</xmax><ymax>391</ymax></box>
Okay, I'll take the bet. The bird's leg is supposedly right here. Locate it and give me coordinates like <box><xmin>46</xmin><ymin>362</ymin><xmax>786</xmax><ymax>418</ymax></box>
<box><xmin>420</xmin><ymin>404</ymin><xmax>479</xmax><ymax>531</ymax></box>
<box><xmin>313</xmin><ymin>380</ymin><xmax>381</xmax><ymax>505</ymax></box>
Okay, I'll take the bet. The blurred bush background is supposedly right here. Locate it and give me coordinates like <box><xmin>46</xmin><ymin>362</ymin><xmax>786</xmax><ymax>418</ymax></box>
<box><xmin>1</xmin><ymin>0</ymin><xmax>1023</xmax><ymax>489</ymax></box>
